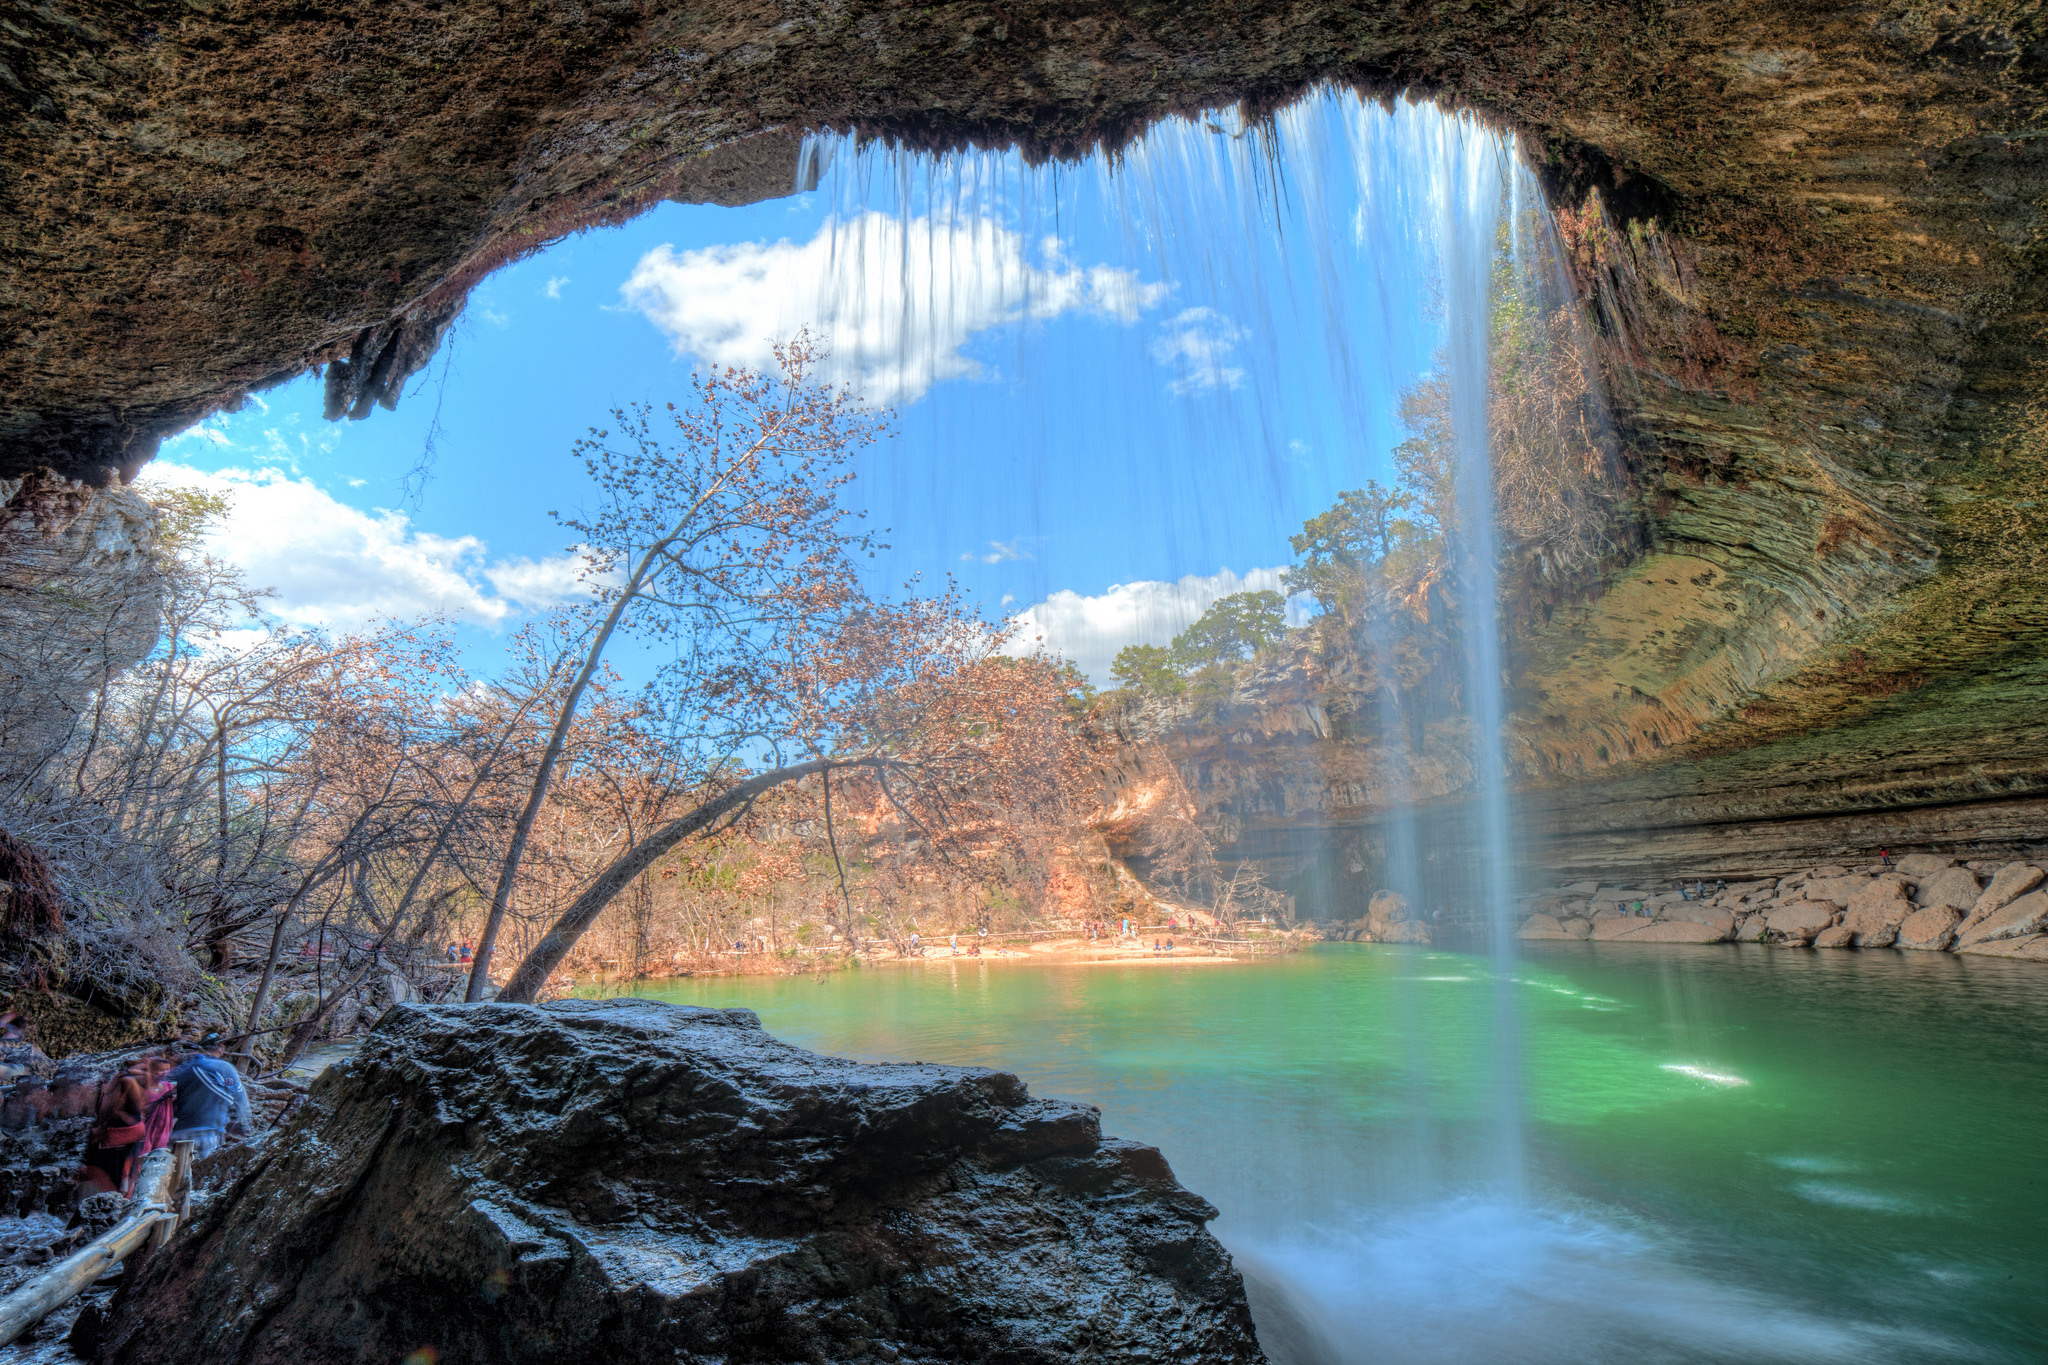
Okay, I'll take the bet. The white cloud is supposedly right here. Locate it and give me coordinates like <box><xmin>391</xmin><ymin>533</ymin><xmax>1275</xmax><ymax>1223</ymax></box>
<box><xmin>544</xmin><ymin>276</ymin><xmax>570</xmax><ymax>299</ymax></box>
<box><xmin>141</xmin><ymin>462</ymin><xmax>589</xmax><ymax>632</ymax></box>
<box><xmin>1151</xmin><ymin>306</ymin><xmax>1247</xmax><ymax>394</ymax></box>
<box><xmin>620</xmin><ymin>213</ymin><xmax>1170</xmax><ymax>404</ymax></box>
<box><xmin>1005</xmin><ymin>565</ymin><xmax>1310</xmax><ymax>686</ymax></box>
<box><xmin>485</xmin><ymin>554</ymin><xmax>596</xmax><ymax>611</ymax></box>
<box><xmin>960</xmin><ymin>539</ymin><xmax>1029</xmax><ymax>564</ymax></box>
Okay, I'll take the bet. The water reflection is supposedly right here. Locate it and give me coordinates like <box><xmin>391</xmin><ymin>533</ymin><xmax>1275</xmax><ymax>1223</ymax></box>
<box><xmin>607</xmin><ymin>944</ymin><xmax>2048</xmax><ymax>1363</ymax></box>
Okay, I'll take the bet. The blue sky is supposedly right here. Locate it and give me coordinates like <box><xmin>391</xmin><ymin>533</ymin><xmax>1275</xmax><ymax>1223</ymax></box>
<box><xmin>153</xmin><ymin>95</ymin><xmax>1490</xmax><ymax>685</ymax></box>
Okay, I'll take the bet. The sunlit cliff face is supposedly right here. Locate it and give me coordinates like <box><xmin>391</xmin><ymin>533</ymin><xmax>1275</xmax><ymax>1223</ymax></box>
<box><xmin>3</xmin><ymin>1</ymin><xmax>2046</xmax><ymax>859</ymax></box>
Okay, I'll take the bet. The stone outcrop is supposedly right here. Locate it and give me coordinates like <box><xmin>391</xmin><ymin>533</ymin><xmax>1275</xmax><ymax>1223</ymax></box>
<box><xmin>97</xmin><ymin>999</ymin><xmax>1266</xmax><ymax>1365</ymax></box>
<box><xmin>1890</xmin><ymin>906</ymin><xmax>1962</xmax><ymax>952</ymax></box>
<box><xmin>1509</xmin><ymin>855</ymin><xmax>2048</xmax><ymax>964</ymax></box>
<box><xmin>1955</xmin><ymin>934</ymin><xmax>2048</xmax><ymax>961</ymax></box>
<box><xmin>1844</xmin><ymin>879</ymin><xmax>1912</xmax><ymax>919</ymax></box>
<box><xmin>0</xmin><ymin>477</ymin><xmax>160</xmax><ymax>781</ymax></box>
<box><xmin>1363</xmin><ymin>890</ymin><xmax>1430</xmax><ymax>944</ymax></box>
<box><xmin>1608</xmin><ymin>917</ymin><xmax>1732</xmax><ymax>944</ymax></box>
<box><xmin>1765</xmin><ymin>903</ymin><xmax>1834</xmax><ymax>945</ymax></box>
<box><xmin>1967</xmin><ymin>865</ymin><xmax>2046</xmax><ymax>926</ymax></box>
<box><xmin>1955</xmin><ymin>890</ymin><xmax>2048</xmax><ymax>948</ymax></box>
<box><xmin>1913</xmin><ymin>867</ymin><xmax>1983</xmax><ymax>913</ymax></box>
<box><xmin>1839</xmin><ymin>906</ymin><xmax>1905</xmax><ymax>948</ymax></box>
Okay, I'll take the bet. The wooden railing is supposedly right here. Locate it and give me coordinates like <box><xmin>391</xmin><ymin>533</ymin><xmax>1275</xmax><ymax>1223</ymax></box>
<box><xmin>0</xmin><ymin>1141</ymin><xmax>192</xmax><ymax>1347</ymax></box>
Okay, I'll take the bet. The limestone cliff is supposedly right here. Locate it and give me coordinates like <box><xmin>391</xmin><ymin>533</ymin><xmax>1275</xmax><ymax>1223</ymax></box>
<box><xmin>4</xmin><ymin>0</ymin><xmax>2046</xmax><ymax>846</ymax></box>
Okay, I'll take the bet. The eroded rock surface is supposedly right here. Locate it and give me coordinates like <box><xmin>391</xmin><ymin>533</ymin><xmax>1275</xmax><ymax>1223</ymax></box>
<box><xmin>97</xmin><ymin>999</ymin><xmax>1265</xmax><ymax>1365</ymax></box>
<box><xmin>0</xmin><ymin>477</ymin><xmax>159</xmax><ymax>782</ymax></box>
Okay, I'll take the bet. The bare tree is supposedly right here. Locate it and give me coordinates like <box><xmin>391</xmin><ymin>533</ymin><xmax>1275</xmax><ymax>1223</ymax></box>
<box><xmin>467</xmin><ymin>332</ymin><xmax>888</xmax><ymax>999</ymax></box>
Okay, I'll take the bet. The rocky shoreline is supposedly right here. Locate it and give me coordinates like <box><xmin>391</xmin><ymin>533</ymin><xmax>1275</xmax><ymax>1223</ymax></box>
<box><xmin>1514</xmin><ymin>854</ymin><xmax>2048</xmax><ymax>960</ymax></box>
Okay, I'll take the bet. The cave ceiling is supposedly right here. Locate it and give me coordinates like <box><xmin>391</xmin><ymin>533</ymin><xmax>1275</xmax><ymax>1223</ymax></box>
<box><xmin>4</xmin><ymin>0</ymin><xmax>2046</xmax><ymax>855</ymax></box>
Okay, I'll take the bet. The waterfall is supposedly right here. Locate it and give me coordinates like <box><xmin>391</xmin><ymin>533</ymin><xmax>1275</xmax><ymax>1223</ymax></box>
<box><xmin>1423</xmin><ymin>112</ymin><xmax>1526</xmax><ymax>1196</ymax></box>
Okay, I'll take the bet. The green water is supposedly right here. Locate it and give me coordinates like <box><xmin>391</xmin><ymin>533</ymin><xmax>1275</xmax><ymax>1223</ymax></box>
<box><xmin>594</xmin><ymin>944</ymin><xmax>2047</xmax><ymax>1363</ymax></box>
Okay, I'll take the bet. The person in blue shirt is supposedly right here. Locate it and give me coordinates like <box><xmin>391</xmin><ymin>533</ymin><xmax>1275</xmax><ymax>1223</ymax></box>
<box><xmin>167</xmin><ymin>1033</ymin><xmax>253</xmax><ymax>1158</ymax></box>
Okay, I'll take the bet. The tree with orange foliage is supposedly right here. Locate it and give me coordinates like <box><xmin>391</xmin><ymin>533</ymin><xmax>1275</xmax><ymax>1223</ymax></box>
<box><xmin>466</xmin><ymin>332</ymin><xmax>888</xmax><ymax>999</ymax></box>
<box><xmin>497</xmin><ymin>589</ymin><xmax>1093</xmax><ymax>1001</ymax></box>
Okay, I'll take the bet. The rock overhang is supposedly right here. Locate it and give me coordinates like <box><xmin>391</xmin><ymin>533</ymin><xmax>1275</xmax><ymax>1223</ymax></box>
<box><xmin>4</xmin><ymin>0</ymin><xmax>2047</xmax><ymax>841</ymax></box>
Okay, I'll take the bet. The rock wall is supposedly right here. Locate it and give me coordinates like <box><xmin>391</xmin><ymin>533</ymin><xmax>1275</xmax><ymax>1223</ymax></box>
<box><xmin>0</xmin><ymin>476</ymin><xmax>160</xmax><ymax>783</ymax></box>
<box><xmin>96</xmin><ymin>998</ymin><xmax>1267</xmax><ymax>1365</ymax></box>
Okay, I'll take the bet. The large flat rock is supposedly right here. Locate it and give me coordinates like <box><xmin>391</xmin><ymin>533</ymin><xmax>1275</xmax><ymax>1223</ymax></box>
<box><xmin>98</xmin><ymin>1000</ymin><xmax>1266</xmax><ymax>1365</ymax></box>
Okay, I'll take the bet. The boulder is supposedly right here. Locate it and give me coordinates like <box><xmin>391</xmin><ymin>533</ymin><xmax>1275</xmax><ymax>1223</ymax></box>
<box><xmin>1811</xmin><ymin>865</ymin><xmax>1850</xmax><ymax>879</ymax></box>
<box><xmin>1560</xmin><ymin>881</ymin><xmax>1599</xmax><ymax>896</ymax></box>
<box><xmin>1912</xmin><ymin>866</ymin><xmax>1982</xmax><ymax>913</ymax></box>
<box><xmin>98</xmin><ymin>1001</ymin><xmax>1266</xmax><ymax>1365</ymax></box>
<box><xmin>1765</xmin><ymin>902</ymin><xmax>1835</xmax><ymax>942</ymax></box>
<box><xmin>1838</xmin><ymin>910</ymin><xmax>1901</xmax><ymax>948</ymax></box>
<box><xmin>1895</xmin><ymin>906</ymin><xmax>1964</xmax><ymax>952</ymax></box>
<box><xmin>1804</xmin><ymin>876</ymin><xmax>1872</xmax><ymax>909</ymax></box>
<box><xmin>1366</xmin><ymin>889</ymin><xmax>1421</xmax><ymax>940</ymax></box>
<box><xmin>1954</xmin><ymin>890</ymin><xmax>2048</xmax><ymax>948</ymax></box>
<box><xmin>1842</xmin><ymin>879</ymin><xmax>1913</xmax><ymax>924</ymax></box>
<box><xmin>1516</xmin><ymin>914</ymin><xmax>1571</xmax><ymax>940</ymax></box>
<box><xmin>1378</xmin><ymin>919</ymin><xmax>1432</xmax><ymax>945</ymax></box>
<box><xmin>1613</xmin><ymin>917</ymin><xmax>1732</xmax><ymax>944</ymax></box>
<box><xmin>1658</xmin><ymin>901</ymin><xmax>1731</xmax><ymax>927</ymax></box>
<box><xmin>1590</xmin><ymin>913</ymin><xmax>1646</xmax><ymax>941</ymax></box>
<box><xmin>1367</xmin><ymin>889</ymin><xmax>1413</xmax><ymax>921</ymax></box>
<box><xmin>1562</xmin><ymin>918</ymin><xmax>1593</xmax><ymax>939</ymax></box>
<box><xmin>1734</xmin><ymin>914</ymin><xmax>1768</xmax><ymax>943</ymax></box>
<box><xmin>1965</xmin><ymin>864</ymin><xmax>2046</xmax><ymax>928</ymax></box>
<box><xmin>1894</xmin><ymin>853</ymin><xmax>1954</xmax><ymax>877</ymax></box>
<box><xmin>1956</xmin><ymin>933</ymin><xmax>2048</xmax><ymax>961</ymax></box>
<box><xmin>1813</xmin><ymin>925</ymin><xmax>1856</xmax><ymax>948</ymax></box>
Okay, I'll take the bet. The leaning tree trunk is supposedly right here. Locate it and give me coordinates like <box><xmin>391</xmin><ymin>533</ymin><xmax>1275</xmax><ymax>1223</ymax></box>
<box><xmin>498</xmin><ymin>757</ymin><xmax>887</xmax><ymax>1002</ymax></box>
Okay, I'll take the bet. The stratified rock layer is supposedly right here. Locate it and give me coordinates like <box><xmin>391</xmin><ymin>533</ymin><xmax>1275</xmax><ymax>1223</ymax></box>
<box><xmin>97</xmin><ymin>999</ymin><xmax>1266</xmax><ymax>1365</ymax></box>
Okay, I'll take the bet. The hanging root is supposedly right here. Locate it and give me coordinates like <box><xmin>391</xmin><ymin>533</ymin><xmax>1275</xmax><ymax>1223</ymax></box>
<box><xmin>0</xmin><ymin>830</ymin><xmax>64</xmax><ymax>939</ymax></box>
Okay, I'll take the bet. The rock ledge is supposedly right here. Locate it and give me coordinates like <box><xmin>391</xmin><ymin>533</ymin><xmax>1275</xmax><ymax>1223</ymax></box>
<box><xmin>98</xmin><ymin>1000</ymin><xmax>1265</xmax><ymax>1365</ymax></box>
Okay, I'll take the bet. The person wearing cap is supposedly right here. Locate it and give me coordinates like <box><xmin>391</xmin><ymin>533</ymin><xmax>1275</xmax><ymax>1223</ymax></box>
<box><xmin>167</xmin><ymin>1033</ymin><xmax>253</xmax><ymax>1159</ymax></box>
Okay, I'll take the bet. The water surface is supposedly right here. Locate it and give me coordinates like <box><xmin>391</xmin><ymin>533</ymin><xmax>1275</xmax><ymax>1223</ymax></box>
<box><xmin>598</xmin><ymin>943</ymin><xmax>2047</xmax><ymax>1363</ymax></box>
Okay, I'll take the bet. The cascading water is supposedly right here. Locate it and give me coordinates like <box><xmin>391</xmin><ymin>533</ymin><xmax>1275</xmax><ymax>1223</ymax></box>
<box><xmin>1424</xmin><ymin>112</ymin><xmax>1526</xmax><ymax>1198</ymax></box>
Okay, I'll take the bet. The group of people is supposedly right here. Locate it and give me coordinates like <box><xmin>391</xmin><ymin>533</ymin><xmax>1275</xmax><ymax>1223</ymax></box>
<box><xmin>78</xmin><ymin>1034</ymin><xmax>252</xmax><ymax>1197</ymax></box>
<box><xmin>445</xmin><ymin>940</ymin><xmax>474</xmax><ymax>964</ymax></box>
